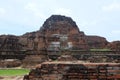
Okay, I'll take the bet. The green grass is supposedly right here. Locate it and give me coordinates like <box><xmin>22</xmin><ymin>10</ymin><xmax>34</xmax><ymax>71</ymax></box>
<box><xmin>0</xmin><ymin>69</ymin><xmax>30</xmax><ymax>76</ymax></box>
<box><xmin>90</xmin><ymin>48</ymin><xmax>111</xmax><ymax>51</ymax></box>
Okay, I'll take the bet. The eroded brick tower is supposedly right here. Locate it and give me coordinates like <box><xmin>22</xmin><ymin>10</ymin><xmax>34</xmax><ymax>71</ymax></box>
<box><xmin>40</xmin><ymin>15</ymin><xmax>89</xmax><ymax>51</ymax></box>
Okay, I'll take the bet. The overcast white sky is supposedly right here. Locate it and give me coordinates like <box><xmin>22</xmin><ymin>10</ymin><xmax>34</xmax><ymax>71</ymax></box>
<box><xmin>0</xmin><ymin>0</ymin><xmax>120</xmax><ymax>42</ymax></box>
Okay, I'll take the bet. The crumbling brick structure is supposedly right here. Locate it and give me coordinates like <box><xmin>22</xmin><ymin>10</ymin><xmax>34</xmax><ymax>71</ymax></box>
<box><xmin>24</xmin><ymin>61</ymin><xmax>120</xmax><ymax>80</ymax></box>
<box><xmin>107</xmin><ymin>41</ymin><xmax>120</xmax><ymax>51</ymax></box>
<box><xmin>0</xmin><ymin>15</ymin><xmax>110</xmax><ymax>55</ymax></box>
<box><xmin>0</xmin><ymin>15</ymin><xmax>119</xmax><ymax>68</ymax></box>
<box><xmin>40</xmin><ymin>15</ymin><xmax>89</xmax><ymax>51</ymax></box>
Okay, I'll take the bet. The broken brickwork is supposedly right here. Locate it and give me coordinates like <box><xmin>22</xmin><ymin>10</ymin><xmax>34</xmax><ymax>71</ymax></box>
<box><xmin>24</xmin><ymin>62</ymin><xmax>120</xmax><ymax>80</ymax></box>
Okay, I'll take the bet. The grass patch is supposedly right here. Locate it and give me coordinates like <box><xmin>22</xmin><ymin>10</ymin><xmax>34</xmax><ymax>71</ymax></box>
<box><xmin>90</xmin><ymin>49</ymin><xmax>111</xmax><ymax>51</ymax></box>
<box><xmin>0</xmin><ymin>69</ymin><xmax>30</xmax><ymax>76</ymax></box>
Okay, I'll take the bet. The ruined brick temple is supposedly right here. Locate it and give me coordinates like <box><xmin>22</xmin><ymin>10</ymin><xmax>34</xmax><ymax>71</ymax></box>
<box><xmin>0</xmin><ymin>15</ymin><xmax>119</xmax><ymax>60</ymax></box>
<box><xmin>0</xmin><ymin>15</ymin><xmax>120</xmax><ymax>79</ymax></box>
<box><xmin>0</xmin><ymin>15</ymin><xmax>109</xmax><ymax>53</ymax></box>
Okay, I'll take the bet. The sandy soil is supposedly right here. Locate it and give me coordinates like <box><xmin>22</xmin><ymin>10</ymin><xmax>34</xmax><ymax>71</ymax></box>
<box><xmin>0</xmin><ymin>76</ymin><xmax>23</xmax><ymax>80</ymax></box>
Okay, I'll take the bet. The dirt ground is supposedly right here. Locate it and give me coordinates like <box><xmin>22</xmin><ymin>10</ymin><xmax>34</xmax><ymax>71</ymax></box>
<box><xmin>0</xmin><ymin>76</ymin><xmax>23</xmax><ymax>80</ymax></box>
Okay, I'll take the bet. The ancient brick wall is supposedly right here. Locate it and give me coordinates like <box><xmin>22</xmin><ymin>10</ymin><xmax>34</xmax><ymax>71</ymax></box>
<box><xmin>107</xmin><ymin>41</ymin><xmax>120</xmax><ymax>51</ymax></box>
<box><xmin>24</xmin><ymin>62</ymin><xmax>120</xmax><ymax>80</ymax></box>
<box><xmin>86</xmin><ymin>36</ymin><xmax>108</xmax><ymax>49</ymax></box>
